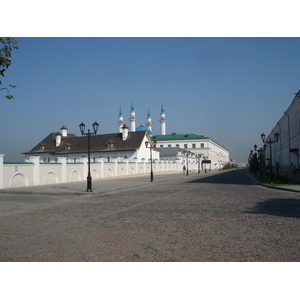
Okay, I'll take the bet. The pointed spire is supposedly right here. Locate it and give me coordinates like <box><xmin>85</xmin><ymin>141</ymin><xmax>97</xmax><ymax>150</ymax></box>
<box><xmin>161</xmin><ymin>102</ymin><xmax>165</xmax><ymax>113</ymax></box>
<box><xmin>147</xmin><ymin>107</ymin><xmax>151</xmax><ymax>117</ymax></box>
<box><xmin>131</xmin><ymin>100</ymin><xmax>135</xmax><ymax>111</ymax></box>
<box><xmin>119</xmin><ymin>105</ymin><xmax>123</xmax><ymax>116</ymax></box>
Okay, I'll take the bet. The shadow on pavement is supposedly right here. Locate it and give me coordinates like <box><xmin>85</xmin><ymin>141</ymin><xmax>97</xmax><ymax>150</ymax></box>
<box><xmin>246</xmin><ymin>198</ymin><xmax>300</xmax><ymax>218</ymax></box>
<box><xmin>186</xmin><ymin>169</ymin><xmax>258</xmax><ymax>185</ymax></box>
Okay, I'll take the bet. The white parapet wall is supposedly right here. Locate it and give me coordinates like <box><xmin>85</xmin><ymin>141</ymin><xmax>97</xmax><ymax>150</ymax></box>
<box><xmin>0</xmin><ymin>154</ymin><xmax>190</xmax><ymax>189</ymax></box>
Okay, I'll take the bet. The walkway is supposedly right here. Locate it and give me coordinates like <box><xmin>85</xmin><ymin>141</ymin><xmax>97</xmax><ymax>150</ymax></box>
<box><xmin>0</xmin><ymin>171</ymin><xmax>190</xmax><ymax>195</ymax></box>
<box><xmin>1</xmin><ymin>169</ymin><xmax>300</xmax><ymax>262</ymax></box>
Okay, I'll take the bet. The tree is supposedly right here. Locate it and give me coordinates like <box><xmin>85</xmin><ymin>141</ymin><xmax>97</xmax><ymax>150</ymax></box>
<box><xmin>0</xmin><ymin>37</ymin><xmax>18</xmax><ymax>99</ymax></box>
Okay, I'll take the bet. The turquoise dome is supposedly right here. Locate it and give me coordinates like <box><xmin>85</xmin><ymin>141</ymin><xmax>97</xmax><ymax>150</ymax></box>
<box><xmin>136</xmin><ymin>125</ymin><xmax>152</xmax><ymax>135</ymax></box>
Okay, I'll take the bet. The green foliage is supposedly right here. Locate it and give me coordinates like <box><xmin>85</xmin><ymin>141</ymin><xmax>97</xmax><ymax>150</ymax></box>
<box><xmin>250</xmin><ymin>171</ymin><xmax>300</xmax><ymax>186</ymax></box>
<box><xmin>222</xmin><ymin>162</ymin><xmax>236</xmax><ymax>170</ymax></box>
<box><xmin>0</xmin><ymin>37</ymin><xmax>18</xmax><ymax>99</ymax></box>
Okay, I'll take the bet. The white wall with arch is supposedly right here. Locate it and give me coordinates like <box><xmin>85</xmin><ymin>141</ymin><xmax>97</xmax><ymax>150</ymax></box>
<box><xmin>0</xmin><ymin>155</ymin><xmax>185</xmax><ymax>189</ymax></box>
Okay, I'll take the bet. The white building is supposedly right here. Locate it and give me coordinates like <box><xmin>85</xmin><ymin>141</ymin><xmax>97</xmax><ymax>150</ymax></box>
<box><xmin>263</xmin><ymin>89</ymin><xmax>300</xmax><ymax>173</ymax></box>
<box><xmin>23</xmin><ymin>125</ymin><xmax>159</xmax><ymax>164</ymax></box>
<box><xmin>151</xmin><ymin>133</ymin><xmax>230</xmax><ymax>171</ymax></box>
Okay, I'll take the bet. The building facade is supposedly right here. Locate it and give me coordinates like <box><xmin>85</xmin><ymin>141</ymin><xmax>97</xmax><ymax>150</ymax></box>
<box><xmin>151</xmin><ymin>133</ymin><xmax>230</xmax><ymax>171</ymax></box>
<box><xmin>23</xmin><ymin>126</ymin><xmax>159</xmax><ymax>164</ymax></box>
<box><xmin>263</xmin><ymin>90</ymin><xmax>300</xmax><ymax>173</ymax></box>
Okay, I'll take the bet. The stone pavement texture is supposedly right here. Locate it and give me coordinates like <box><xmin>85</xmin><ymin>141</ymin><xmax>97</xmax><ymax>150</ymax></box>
<box><xmin>1</xmin><ymin>169</ymin><xmax>300</xmax><ymax>262</ymax></box>
<box><xmin>0</xmin><ymin>172</ymin><xmax>187</xmax><ymax>195</ymax></box>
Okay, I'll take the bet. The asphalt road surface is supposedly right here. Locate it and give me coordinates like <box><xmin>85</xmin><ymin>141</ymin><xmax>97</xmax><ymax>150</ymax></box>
<box><xmin>1</xmin><ymin>169</ymin><xmax>300</xmax><ymax>262</ymax></box>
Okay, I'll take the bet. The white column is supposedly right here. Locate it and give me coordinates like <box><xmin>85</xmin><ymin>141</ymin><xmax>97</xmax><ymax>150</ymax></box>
<box><xmin>97</xmin><ymin>157</ymin><xmax>105</xmax><ymax>178</ymax></box>
<box><xmin>125</xmin><ymin>158</ymin><xmax>129</xmax><ymax>175</ymax></box>
<box><xmin>113</xmin><ymin>157</ymin><xmax>118</xmax><ymax>177</ymax></box>
<box><xmin>57</xmin><ymin>156</ymin><xmax>67</xmax><ymax>183</ymax></box>
<box><xmin>29</xmin><ymin>155</ymin><xmax>40</xmax><ymax>185</ymax></box>
<box><xmin>80</xmin><ymin>156</ymin><xmax>88</xmax><ymax>179</ymax></box>
<box><xmin>0</xmin><ymin>154</ymin><xmax>4</xmax><ymax>188</ymax></box>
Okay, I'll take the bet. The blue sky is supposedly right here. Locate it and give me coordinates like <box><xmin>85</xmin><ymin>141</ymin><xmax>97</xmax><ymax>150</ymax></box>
<box><xmin>1</xmin><ymin>37</ymin><xmax>300</xmax><ymax>163</ymax></box>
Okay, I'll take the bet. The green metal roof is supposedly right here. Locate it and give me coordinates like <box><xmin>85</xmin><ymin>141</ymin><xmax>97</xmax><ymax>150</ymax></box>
<box><xmin>151</xmin><ymin>133</ymin><xmax>209</xmax><ymax>141</ymax></box>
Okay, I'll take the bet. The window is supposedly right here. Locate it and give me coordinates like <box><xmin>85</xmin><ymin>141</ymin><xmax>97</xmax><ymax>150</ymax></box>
<box><xmin>160</xmin><ymin>145</ymin><xmax>164</xmax><ymax>147</ymax></box>
<box><xmin>184</xmin><ymin>144</ymin><xmax>188</xmax><ymax>148</ymax></box>
<box><xmin>39</xmin><ymin>143</ymin><xmax>46</xmax><ymax>150</ymax></box>
<box><xmin>168</xmin><ymin>144</ymin><xmax>171</xmax><ymax>147</ymax></box>
<box><xmin>176</xmin><ymin>144</ymin><xmax>179</xmax><ymax>147</ymax></box>
<box><xmin>65</xmin><ymin>143</ymin><xmax>72</xmax><ymax>150</ymax></box>
<box><xmin>106</xmin><ymin>140</ymin><xmax>115</xmax><ymax>148</ymax></box>
<box><xmin>192</xmin><ymin>144</ymin><xmax>196</xmax><ymax>148</ymax></box>
<box><xmin>201</xmin><ymin>143</ymin><xmax>204</xmax><ymax>148</ymax></box>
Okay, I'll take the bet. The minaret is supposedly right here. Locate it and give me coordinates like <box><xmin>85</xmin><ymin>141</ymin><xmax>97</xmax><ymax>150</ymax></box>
<box><xmin>118</xmin><ymin>105</ymin><xmax>124</xmax><ymax>133</ymax></box>
<box><xmin>159</xmin><ymin>102</ymin><xmax>167</xmax><ymax>135</ymax></box>
<box><xmin>146</xmin><ymin>108</ymin><xmax>153</xmax><ymax>134</ymax></box>
<box><xmin>129</xmin><ymin>100</ymin><xmax>137</xmax><ymax>132</ymax></box>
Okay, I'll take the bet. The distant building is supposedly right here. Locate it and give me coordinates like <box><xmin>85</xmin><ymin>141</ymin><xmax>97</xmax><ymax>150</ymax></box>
<box><xmin>118</xmin><ymin>102</ymin><xmax>230</xmax><ymax>171</ymax></box>
<box><xmin>151</xmin><ymin>133</ymin><xmax>230</xmax><ymax>171</ymax></box>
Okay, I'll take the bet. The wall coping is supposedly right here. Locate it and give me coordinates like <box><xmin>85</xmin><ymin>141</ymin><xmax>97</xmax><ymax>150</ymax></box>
<box><xmin>4</xmin><ymin>162</ymin><xmax>34</xmax><ymax>165</ymax></box>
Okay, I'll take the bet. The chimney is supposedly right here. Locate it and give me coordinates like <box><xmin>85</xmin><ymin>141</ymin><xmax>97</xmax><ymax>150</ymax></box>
<box><xmin>61</xmin><ymin>125</ymin><xmax>68</xmax><ymax>137</ymax></box>
<box><xmin>122</xmin><ymin>124</ymin><xmax>129</xmax><ymax>140</ymax></box>
<box><xmin>55</xmin><ymin>132</ymin><xmax>62</xmax><ymax>147</ymax></box>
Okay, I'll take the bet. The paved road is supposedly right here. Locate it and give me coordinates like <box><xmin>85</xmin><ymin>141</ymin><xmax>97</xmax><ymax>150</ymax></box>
<box><xmin>1</xmin><ymin>169</ymin><xmax>300</xmax><ymax>262</ymax></box>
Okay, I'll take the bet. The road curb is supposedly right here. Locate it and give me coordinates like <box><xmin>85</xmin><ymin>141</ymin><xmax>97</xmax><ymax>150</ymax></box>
<box><xmin>249</xmin><ymin>172</ymin><xmax>300</xmax><ymax>193</ymax></box>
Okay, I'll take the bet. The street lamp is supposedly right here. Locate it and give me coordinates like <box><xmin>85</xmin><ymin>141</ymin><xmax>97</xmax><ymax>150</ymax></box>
<box><xmin>183</xmin><ymin>150</ymin><xmax>191</xmax><ymax>176</ymax></box>
<box><xmin>79</xmin><ymin>121</ymin><xmax>99</xmax><ymax>192</ymax></box>
<box><xmin>145</xmin><ymin>140</ymin><xmax>157</xmax><ymax>182</ymax></box>
<box><xmin>253</xmin><ymin>145</ymin><xmax>258</xmax><ymax>176</ymax></box>
<box><xmin>261</xmin><ymin>132</ymin><xmax>279</xmax><ymax>183</ymax></box>
<box><xmin>257</xmin><ymin>148</ymin><xmax>263</xmax><ymax>178</ymax></box>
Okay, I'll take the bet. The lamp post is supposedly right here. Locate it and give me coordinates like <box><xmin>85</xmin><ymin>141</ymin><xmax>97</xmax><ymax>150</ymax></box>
<box><xmin>79</xmin><ymin>121</ymin><xmax>99</xmax><ymax>192</ymax></box>
<box><xmin>261</xmin><ymin>132</ymin><xmax>279</xmax><ymax>183</ymax></box>
<box><xmin>196</xmin><ymin>153</ymin><xmax>201</xmax><ymax>174</ymax></box>
<box><xmin>249</xmin><ymin>150</ymin><xmax>253</xmax><ymax>172</ymax></box>
<box><xmin>257</xmin><ymin>148</ymin><xmax>263</xmax><ymax>178</ymax></box>
<box><xmin>253</xmin><ymin>145</ymin><xmax>258</xmax><ymax>176</ymax></box>
<box><xmin>145</xmin><ymin>140</ymin><xmax>157</xmax><ymax>182</ymax></box>
<box><xmin>183</xmin><ymin>150</ymin><xmax>191</xmax><ymax>176</ymax></box>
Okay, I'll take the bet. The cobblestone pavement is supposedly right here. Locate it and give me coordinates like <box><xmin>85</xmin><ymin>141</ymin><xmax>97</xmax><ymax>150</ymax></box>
<box><xmin>1</xmin><ymin>169</ymin><xmax>300</xmax><ymax>262</ymax></box>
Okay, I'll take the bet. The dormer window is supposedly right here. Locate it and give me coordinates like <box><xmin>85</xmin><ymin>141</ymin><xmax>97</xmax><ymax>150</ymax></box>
<box><xmin>39</xmin><ymin>143</ymin><xmax>46</xmax><ymax>150</ymax></box>
<box><xmin>65</xmin><ymin>143</ymin><xmax>72</xmax><ymax>151</ymax></box>
<box><xmin>106</xmin><ymin>140</ymin><xmax>115</xmax><ymax>148</ymax></box>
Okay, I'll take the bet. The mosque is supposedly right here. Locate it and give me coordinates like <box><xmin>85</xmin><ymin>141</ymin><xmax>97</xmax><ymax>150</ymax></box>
<box><xmin>117</xmin><ymin>101</ymin><xmax>166</xmax><ymax>136</ymax></box>
<box><xmin>118</xmin><ymin>101</ymin><xmax>231</xmax><ymax>171</ymax></box>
